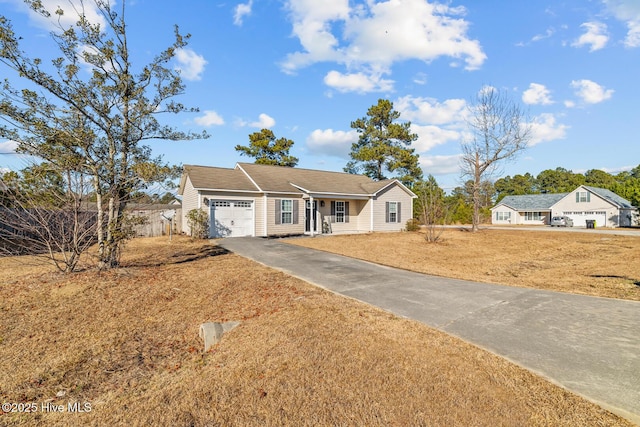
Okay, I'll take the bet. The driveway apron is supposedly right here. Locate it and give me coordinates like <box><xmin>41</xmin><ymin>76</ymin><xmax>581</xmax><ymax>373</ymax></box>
<box><xmin>219</xmin><ymin>237</ymin><xmax>640</xmax><ymax>424</ymax></box>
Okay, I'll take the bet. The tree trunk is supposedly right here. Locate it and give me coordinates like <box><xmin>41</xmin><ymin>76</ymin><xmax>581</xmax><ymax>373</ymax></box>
<box><xmin>472</xmin><ymin>153</ymin><xmax>481</xmax><ymax>232</ymax></box>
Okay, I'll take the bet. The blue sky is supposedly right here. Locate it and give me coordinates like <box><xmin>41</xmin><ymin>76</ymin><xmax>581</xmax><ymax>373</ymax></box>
<box><xmin>0</xmin><ymin>0</ymin><xmax>639</xmax><ymax>191</ymax></box>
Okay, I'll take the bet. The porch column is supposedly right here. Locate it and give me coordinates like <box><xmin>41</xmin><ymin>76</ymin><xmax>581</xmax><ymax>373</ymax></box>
<box><xmin>309</xmin><ymin>195</ymin><xmax>315</xmax><ymax>237</ymax></box>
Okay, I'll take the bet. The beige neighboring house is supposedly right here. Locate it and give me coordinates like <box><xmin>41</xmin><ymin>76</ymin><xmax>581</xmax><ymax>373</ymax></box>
<box><xmin>178</xmin><ymin>163</ymin><xmax>416</xmax><ymax>238</ymax></box>
<box><xmin>491</xmin><ymin>185</ymin><xmax>638</xmax><ymax>227</ymax></box>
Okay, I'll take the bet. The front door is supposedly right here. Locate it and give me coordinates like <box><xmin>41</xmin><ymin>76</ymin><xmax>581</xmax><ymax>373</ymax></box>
<box><xmin>305</xmin><ymin>200</ymin><xmax>317</xmax><ymax>232</ymax></box>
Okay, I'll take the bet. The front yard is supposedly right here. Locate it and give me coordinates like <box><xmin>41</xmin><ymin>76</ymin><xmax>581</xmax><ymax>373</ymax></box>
<box><xmin>287</xmin><ymin>228</ymin><xmax>640</xmax><ymax>301</ymax></box>
<box><xmin>0</xmin><ymin>237</ymin><xmax>631</xmax><ymax>425</ymax></box>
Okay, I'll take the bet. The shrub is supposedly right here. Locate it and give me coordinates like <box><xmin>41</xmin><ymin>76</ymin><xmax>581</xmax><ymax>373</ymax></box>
<box><xmin>405</xmin><ymin>218</ymin><xmax>421</xmax><ymax>232</ymax></box>
<box><xmin>187</xmin><ymin>208</ymin><xmax>209</xmax><ymax>239</ymax></box>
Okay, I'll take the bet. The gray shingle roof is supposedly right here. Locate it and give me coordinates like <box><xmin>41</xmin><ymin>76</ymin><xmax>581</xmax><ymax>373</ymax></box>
<box><xmin>583</xmin><ymin>186</ymin><xmax>635</xmax><ymax>209</ymax></box>
<box><xmin>182</xmin><ymin>165</ymin><xmax>259</xmax><ymax>192</ymax></box>
<box><xmin>495</xmin><ymin>193</ymin><xmax>567</xmax><ymax>210</ymax></box>
<box><xmin>180</xmin><ymin>163</ymin><xmax>414</xmax><ymax>197</ymax></box>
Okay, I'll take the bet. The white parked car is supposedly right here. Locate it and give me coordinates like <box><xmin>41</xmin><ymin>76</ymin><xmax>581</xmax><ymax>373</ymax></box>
<box><xmin>551</xmin><ymin>216</ymin><xmax>574</xmax><ymax>227</ymax></box>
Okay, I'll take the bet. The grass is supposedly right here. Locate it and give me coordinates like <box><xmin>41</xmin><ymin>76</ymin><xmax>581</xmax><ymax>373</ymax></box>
<box><xmin>0</xmin><ymin>236</ymin><xmax>633</xmax><ymax>426</ymax></box>
<box><xmin>287</xmin><ymin>228</ymin><xmax>640</xmax><ymax>301</ymax></box>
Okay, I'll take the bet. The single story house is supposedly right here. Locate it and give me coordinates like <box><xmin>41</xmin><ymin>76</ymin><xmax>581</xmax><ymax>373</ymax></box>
<box><xmin>178</xmin><ymin>163</ymin><xmax>416</xmax><ymax>238</ymax></box>
<box><xmin>491</xmin><ymin>185</ymin><xmax>638</xmax><ymax>227</ymax></box>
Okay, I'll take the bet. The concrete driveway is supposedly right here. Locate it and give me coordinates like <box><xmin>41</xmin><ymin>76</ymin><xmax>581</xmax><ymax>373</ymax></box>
<box><xmin>219</xmin><ymin>237</ymin><xmax>640</xmax><ymax>424</ymax></box>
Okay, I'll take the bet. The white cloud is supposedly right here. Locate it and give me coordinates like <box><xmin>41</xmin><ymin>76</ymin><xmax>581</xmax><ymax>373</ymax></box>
<box><xmin>602</xmin><ymin>0</ymin><xmax>640</xmax><ymax>47</ymax></box>
<box><xmin>522</xmin><ymin>83</ymin><xmax>554</xmax><ymax>105</ymax></box>
<box><xmin>411</xmin><ymin>125</ymin><xmax>461</xmax><ymax>152</ymax></box>
<box><xmin>532</xmin><ymin>28</ymin><xmax>555</xmax><ymax>42</ymax></box>
<box><xmin>324</xmin><ymin>70</ymin><xmax>394</xmax><ymax>93</ymax></box>
<box><xmin>570</xmin><ymin>79</ymin><xmax>614</xmax><ymax>104</ymax></box>
<box><xmin>174</xmin><ymin>48</ymin><xmax>207</xmax><ymax>81</ymax></box>
<box><xmin>194</xmin><ymin>111</ymin><xmax>225</xmax><ymax>127</ymax></box>
<box><xmin>413</xmin><ymin>72</ymin><xmax>428</xmax><ymax>85</ymax></box>
<box><xmin>419</xmin><ymin>154</ymin><xmax>462</xmax><ymax>175</ymax></box>
<box><xmin>564</xmin><ymin>100</ymin><xmax>576</xmax><ymax>108</ymax></box>
<box><xmin>249</xmin><ymin>113</ymin><xmax>276</xmax><ymax>129</ymax></box>
<box><xmin>234</xmin><ymin>0</ymin><xmax>253</xmax><ymax>26</ymax></box>
<box><xmin>9</xmin><ymin>0</ymin><xmax>107</xmax><ymax>30</ymax></box>
<box><xmin>528</xmin><ymin>113</ymin><xmax>569</xmax><ymax>146</ymax></box>
<box><xmin>282</xmin><ymin>0</ymin><xmax>486</xmax><ymax>93</ymax></box>
<box><xmin>306</xmin><ymin>129</ymin><xmax>358</xmax><ymax>158</ymax></box>
<box><xmin>395</xmin><ymin>95</ymin><xmax>467</xmax><ymax>125</ymax></box>
<box><xmin>572</xmin><ymin>22</ymin><xmax>609</xmax><ymax>51</ymax></box>
<box><xmin>0</xmin><ymin>140</ymin><xmax>19</xmax><ymax>154</ymax></box>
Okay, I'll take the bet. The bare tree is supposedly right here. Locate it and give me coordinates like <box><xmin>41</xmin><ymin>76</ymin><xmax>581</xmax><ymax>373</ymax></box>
<box><xmin>415</xmin><ymin>176</ymin><xmax>448</xmax><ymax>243</ymax></box>
<box><xmin>0</xmin><ymin>163</ymin><xmax>97</xmax><ymax>272</ymax></box>
<box><xmin>461</xmin><ymin>87</ymin><xmax>531</xmax><ymax>232</ymax></box>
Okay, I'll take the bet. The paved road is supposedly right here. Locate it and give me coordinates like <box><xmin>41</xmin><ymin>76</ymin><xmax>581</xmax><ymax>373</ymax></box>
<box><xmin>219</xmin><ymin>237</ymin><xmax>640</xmax><ymax>424</ymax></box>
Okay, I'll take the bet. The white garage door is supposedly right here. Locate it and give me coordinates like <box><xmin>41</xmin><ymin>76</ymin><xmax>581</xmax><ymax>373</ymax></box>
<box><xmin>210</xmin><ymin>200</ymin><xmax>254</xmax><ymax>238</ymax></box>
<box><xmin>565</xmin><ymin>211</ymin><xmax>607</xmax><ymax>227</ymax></box>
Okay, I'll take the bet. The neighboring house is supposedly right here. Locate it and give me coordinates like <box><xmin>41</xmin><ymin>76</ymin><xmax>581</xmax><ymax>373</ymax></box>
<box><xmin>491</xmin><ymin>185</ymin><xmax>638</xmax><ymax>227</ymax></box>
<box><xmin>178</xmin><ymin>163</ymin><xmax>416</xmax><ymax>238</ymax></box>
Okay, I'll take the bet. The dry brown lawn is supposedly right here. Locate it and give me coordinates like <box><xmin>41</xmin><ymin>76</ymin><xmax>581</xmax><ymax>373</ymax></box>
<box><xmin>288</xmin><ymin>228</ymin><xmax>640</xmax><ymax>301</ymax></box>
<box><xmin>0</xmin><ymin>237</ymin><xmax>632</xmax><ymax>426</ymax></box>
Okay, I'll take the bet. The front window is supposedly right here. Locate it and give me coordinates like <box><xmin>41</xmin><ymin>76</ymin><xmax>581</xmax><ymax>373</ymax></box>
<box><xmin>335</xmin><ymin>201</ymin><xmax>345</xmax><ymax>223</ymax></box>
<box><xmin>389</xmin><ymin>202</ymin><xmax>398</xmax><ymax>223</ymax></box>
<box><xmin>281</xmin><ymin>199</ymin><xmax>293</xmax><ymax>224</ymax></box>
<box><xmin>524</xmin><ymin>211</ymin><xmax>543</xmax><ymax>221</ymax></box>
<box><xmin>495</xmin><ymin>211</ymin><xmax>511</xmax><ymax>221</ymax></box>
<box><xmin>577</xmin><ymin>191</ymin><xmax>589</xmax><ymax>203</ymax></box>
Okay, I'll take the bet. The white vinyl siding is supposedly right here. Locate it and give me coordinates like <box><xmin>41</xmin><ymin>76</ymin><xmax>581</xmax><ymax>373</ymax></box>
<box><xmin>180</xmin><ymin>176</ymin><xmax>200</xmax><ymax>236</ymax></box>
<box><xmin>373</xmin><ymin>185</ymin><xmax>413</xmax><ymax>231</ymax></box>
<box><xmin>268</xmin><ymin>197</ymin><xmax>304</xmax><ymax>235</ymax></box>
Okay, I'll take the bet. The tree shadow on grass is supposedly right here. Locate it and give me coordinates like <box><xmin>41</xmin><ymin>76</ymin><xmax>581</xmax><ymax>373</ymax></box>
<box><xmin>124</xmin><ymin>245</ymin><xmax>231</xmax><ymax>268</ymax></box>
<box><xmin>589</xmin><ymin>274</ymin><xmax>640</xmax><ymax>288</ymax></box>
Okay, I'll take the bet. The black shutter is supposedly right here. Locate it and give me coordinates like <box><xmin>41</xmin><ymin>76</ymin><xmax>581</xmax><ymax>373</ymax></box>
<box><xmin>385</xmin><ymin>202</ymin><xmax>390</xmax><ymax>223</ymax></box>
<box><xmin>293</xmin><ymin>200</ymin><xmax>299</xmax><ymax>224</ymax></box>
<box><xmin>331</xmin><ymin>201</ymin><xmax>336</xmax><ymax>223</ymax></box>
<box><xmin>576</xmin><ymin>192</ymin><xmax>579</xmax><ymax>203</ymax></box>
<box><xmin>397</xmin><ymin>202</ymin><xmax>401</xmax><ymax>223</ymax></box>
<box><xmin>275</xmin><ymin>199</ymin><xmax>281</xmax><ymax>225</ymax></box>
<box><xmin>345</xmin><ymin>202</ymin><xmax>350</xmax><ymax>223</ymax></box>
<box><xmin>587</xmin><ymin>192</ymin><xmax>591</xmax><ymax>202</ymax></box>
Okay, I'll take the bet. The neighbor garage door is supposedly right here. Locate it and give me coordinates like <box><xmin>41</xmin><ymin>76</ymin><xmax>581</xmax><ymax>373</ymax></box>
<box><xmin>565</xmin><ymin>211</ymin><xmax>607</xmax><ymax>227</ymax></box>
<box><xmin>210</xmin><ymin>200</ymin><xmax>254</xmax><ymax>237</ymax></box>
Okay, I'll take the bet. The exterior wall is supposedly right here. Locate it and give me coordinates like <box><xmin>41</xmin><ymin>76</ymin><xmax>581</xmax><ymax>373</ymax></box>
<box><xmin>266</xmin><ymin>194</ymin><xmax>305</xmax><ymax>236</ymax></box>
<box><xmin>372</xmin><ymin>185</ymin><xmax>413</xmax><ymax>232</ymax></box>
<box><xmin>491</xmin><ymin>206</ymin><xmax>518</xmax><ymax>225</ymax></box>
<box><xmin>315</xmin><ymin>199</ymin><xmax>368</xmax><ymax>234</ymax></box>
<box><xmin>552</xmin><ymin>189</ymin><xmax>619</xmax><ymax>227</ymax></box>
<box><xmin>180</xmin><ymin>177</ymin><xmax>199</xmax><ymax>235</ymax></box>
<box><xmin>199</xmin><ymin>191</ymin><xmax>262</xmax><ymax>237</ymax></box>
<box><xmin>517</xmin><ymin>210</ymin><xmax>551</xmax><ymax>225</ymax></box>
<box><xmin>358</xmin><ymin>198</ymin><xmax>373</xmax><ymax>232</ymax></box>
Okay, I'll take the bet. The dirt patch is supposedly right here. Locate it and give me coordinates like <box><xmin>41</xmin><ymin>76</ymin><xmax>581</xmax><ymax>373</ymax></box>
<box><xmin>0</xmin><ymin>237</ymin><xmax>632</xmax><ymax>425</ymax></box>
<box><xmin>287</xmin><ymin>229</ymin><xmax>640</xmax><ymax>301</ymax></box>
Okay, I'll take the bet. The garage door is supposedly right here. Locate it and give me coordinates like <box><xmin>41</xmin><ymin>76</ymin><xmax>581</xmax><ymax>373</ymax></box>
<box><xmin>565</xmin><ymin>211</ymin><xmax>607</xmax><ymax>227</ymax></box>
<box><xmin>210</xmin><ymin>200</ymin><xmax>254</xmax><ymax>238</ymax></box>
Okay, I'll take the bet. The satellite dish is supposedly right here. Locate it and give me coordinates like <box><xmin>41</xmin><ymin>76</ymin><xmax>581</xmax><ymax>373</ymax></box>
<box><xmin>161</xmin><ymin>210</ymin><xmax>176</xmax><ymax>220</ymax></box>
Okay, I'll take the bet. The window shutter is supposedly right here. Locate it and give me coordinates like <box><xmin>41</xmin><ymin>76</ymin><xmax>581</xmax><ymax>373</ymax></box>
<box><xmin>331</xmin><ymin>201</ymin><xmax>336</xmax><ymax>223</ymax></box>
<box><xmin>576</xmin><ymin>192</ymin><xmax>579</xmax><ymax>203</ymax></box>
<box><xmin>293</xmin><ymin>200</ymin><xmax>299</xmax><ymax>224</ymax></box>
<box><xmin>397</xmin><ymin>202</ymin><xmax>401</xmax><ymax>223</ymax></box>
<box><xmin>385</xmin><ymin>202</ymin><xmax>390</xmax><ymax>223</ymax></box>
<box><xmin>587</xmin><ymin>192</ymin><xmax>591</xmax><ymax>202</ymax></box>
<box><xmin>275</xmin><ymin>199</ymin><xmax>281</xmax><ymax>225</ymax></box>
<box><xmin>345</xmin><ymin>202</ymin><xmax>350</xmax><ymax>223</ymax></box>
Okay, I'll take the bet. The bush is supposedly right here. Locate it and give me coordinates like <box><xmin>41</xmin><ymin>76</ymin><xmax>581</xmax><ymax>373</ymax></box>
<box><xmin>187</xmin><ymin>208</ymin><xmax>209</xmax><ymax>239</ymax></box>
<box><xmin>405</xmin><ymin>218</ymin><xmax>421</xmax><ymax>232</ymax></box>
